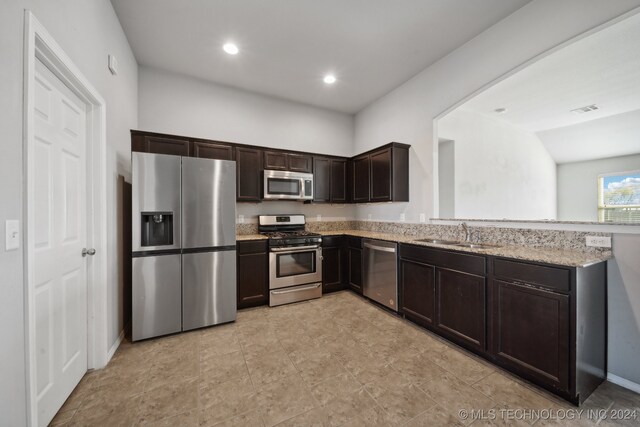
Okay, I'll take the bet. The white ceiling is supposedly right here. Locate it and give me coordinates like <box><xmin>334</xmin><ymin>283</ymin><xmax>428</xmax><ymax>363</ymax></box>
<box><xmin>536</xmin><ymin>109</ymin><xmax>640</xmax><ymax>164</ymax></box>
<box><xmin>459</xmin><ymin>12</ymin><xmax>640</xmax><ymax>163</ymax></box>
<box><xmin>111</xmin><ymin>0</ymin><xmax>530</xmax><ymax>114</ymax></box>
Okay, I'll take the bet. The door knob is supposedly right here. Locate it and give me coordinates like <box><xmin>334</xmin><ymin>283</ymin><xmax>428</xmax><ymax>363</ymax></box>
<box><xmin>82</xmin><ymin>248</ymin><xmax>96</xmax><ymax>257</ymax></box>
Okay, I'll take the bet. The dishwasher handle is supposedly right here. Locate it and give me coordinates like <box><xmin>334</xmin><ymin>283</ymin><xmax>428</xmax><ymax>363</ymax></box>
<box><xmin>363</xmin><ymin>242</ymin><xmax>397</xmax><ymax>253</ymax></box>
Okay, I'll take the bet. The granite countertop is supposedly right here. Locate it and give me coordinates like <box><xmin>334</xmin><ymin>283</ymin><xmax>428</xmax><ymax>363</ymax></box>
<box><xmin>236</xmin><ymin>234</ymin><xmax>268</xmax><ymax>241</ymax></box>
<box><xmin>315</xmin><ymin>230</ymin><xmax>612</xmax><ymax>268</ymax></box>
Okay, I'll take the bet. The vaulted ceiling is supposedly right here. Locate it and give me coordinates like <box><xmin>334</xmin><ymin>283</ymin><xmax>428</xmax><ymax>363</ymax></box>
<box><xmin>111</xmin><ymin>0</ymin><xmax>530</xmax><ymax>113</ymax></box>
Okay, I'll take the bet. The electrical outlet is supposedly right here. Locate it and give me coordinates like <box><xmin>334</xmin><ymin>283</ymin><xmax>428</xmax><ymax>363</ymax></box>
<box><xmin>399</xmin><ymin>213</ymin><xmax>405</xmax><ymax>221</ymax></box>
<box><xmin>419</xmin><ymin>213</ymin><xmax>426</xmax><ymax>223</ymax></box>
<box><xmin>238</xmin><ymin>215</ymin><xmax>244</xmax><ymax>224</ymax></box>
<box><xmin>316</xmin><ymin>214</ymin><xmax>322</xmax><ymax>221</ymax></box>
<box><xmin>367</xmin><ymin>214</ymin><xmax>372</xmax><ymax>220</ymax></box>
<box><xmin>586</xmin><ymin>236</ymin><xmax>611</xmax><ymax>248</ymax></box>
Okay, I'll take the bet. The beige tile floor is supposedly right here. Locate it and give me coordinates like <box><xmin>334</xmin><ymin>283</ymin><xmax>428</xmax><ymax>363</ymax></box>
<box><xmin>52</xmin><ymin>291</ymin><xmax>639</xmax><ymax>426</ymax></box>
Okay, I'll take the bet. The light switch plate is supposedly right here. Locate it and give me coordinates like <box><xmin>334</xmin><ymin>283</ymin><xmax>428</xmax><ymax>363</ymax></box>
<box><xmin>586</xmin><ymin>236</ymin><xmax>611</xmax><ymax>248</ymax></box>
<box><xmin>316</xmin><ymin>214</ymin><xmax>322</xmax><ymax>221</ymax></box>
<box><xmin>5</xmin><ymin>220</ymin><xmax>20</xmax><ymax>251</ymax></box>
<box><xmin>238</xmin><ymin>215</ymin><xmax>244</xmax><ymax>224</ymax></box>
<box><xmin>399</xmin><ymin>213</ymin><xmax>405</xmax><ymax>221</ymax></box>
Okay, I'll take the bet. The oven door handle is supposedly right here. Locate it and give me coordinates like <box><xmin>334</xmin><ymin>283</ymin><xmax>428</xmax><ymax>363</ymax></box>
<box><xmin>271</xmin><ymin>283</ymin><xmax>321</xmax><ymax>295</ymax></box>
<box><xmin>270</xmin><ymin>245</ymin><xmax>320</xmax><ymax>253</ymax></box>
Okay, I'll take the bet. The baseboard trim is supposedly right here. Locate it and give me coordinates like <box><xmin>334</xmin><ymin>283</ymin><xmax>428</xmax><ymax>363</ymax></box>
<box><xmin>106</xmin><ymin>328</ymin><xmax>126</xmax><ymax>363</ymax></box>
<box><xmin>607</xmin><ymin>373</ymin><xmax>640</xmax><ymax>394</ymax></box>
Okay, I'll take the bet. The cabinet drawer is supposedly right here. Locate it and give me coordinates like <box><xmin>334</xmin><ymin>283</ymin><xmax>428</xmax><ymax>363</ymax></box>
<box><xmin>493</xmin><ymin>259</ymin><xmax>570</xmax><ymax>293</ymax></box>
<box><xmin>323</xmin><ymin>236</ymin><xmax>345</xmax><ymax>247</ymax></box>
<box><xmin>400</xmin><ymin>244</ymin><xmax>485</xmax><ymax>276</ymax></box>
<box><xmin>238</xmin><ymin>240</ymin><xmax>268</xmax><ymax>255</ymax></box>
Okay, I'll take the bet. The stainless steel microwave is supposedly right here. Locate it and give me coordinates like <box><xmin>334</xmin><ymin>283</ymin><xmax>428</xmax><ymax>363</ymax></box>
<box><xmin>263</xmin><ymin>170</ymin><xmax>313</xmax><ymax>200</ymax></box>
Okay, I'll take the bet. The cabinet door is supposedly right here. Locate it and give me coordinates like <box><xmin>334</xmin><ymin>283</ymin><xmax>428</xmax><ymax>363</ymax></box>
<box><xmin>288</xmin><ymin>154</ymin><xmax>313</xmax><ymax>173</ymax></box>
<box><xmin>144</xmin><ymin>135</ymin><xmax>190</xmax><ymax>156</ymax></box>
<box><xmin>313</xmin><ymin>157</ymin><xmax>331</xmax><ymax>202</ymax></box>
<box><xmin>236</xmin><ymin>147</ymin><xmax>263</xmax><ymax>201</ymax></box>
<box><xmin>322</xmin><ymin>246</ymin><xmax>343</xmax><ymax>293</ymax></box>
<box><xmin>492</xmin><ymin>280</ymin><xmax>570</xmax><ymax>392</ymax></box>
<box><xmin>400</xmin><ymin>260</ymin><xmax>435</xmax><ymax>328</ymax></box>
<box><xmin>348</xmin><ymin>247</ymin><xmax>363</xmax><ymax>293</ymax></box>
<box><xmin>237</xmin><ymin>250</ymin><xmax>268</xmax><ymax>309</ymax></box>
<box><xmin>370</xmin><ymin>148</ymin><xmax>392</xmax><ymax>201</ymax></box>
<box><xmin>352</xmin><ymin>155</ymin><xmax>370</xmax><ymax>202</ymax></box>
<box><xmin>331</xmin><ymin>159</ymin><xmax>347</xmax><ymax>202</ymax></box>
<box><xmin>193</xmin><ymin>141</ymin><xmax>234</xmax><ymax>160</ymax></box>
<box><xmin>264</xmin><ymin>151</ymin><xmax>288</xmax><ymax>170</ymax></box>
<box><xmin>436</xmin><ymin>268</ymin><xmax>486</xmax><ymax>351</ymax></box>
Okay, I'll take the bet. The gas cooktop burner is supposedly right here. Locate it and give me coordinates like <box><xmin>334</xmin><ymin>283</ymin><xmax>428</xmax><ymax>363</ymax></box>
<box><xmin>263</xmin><ymin>230</ymin><xmax>321</xmax><ymax>239</ymax></box>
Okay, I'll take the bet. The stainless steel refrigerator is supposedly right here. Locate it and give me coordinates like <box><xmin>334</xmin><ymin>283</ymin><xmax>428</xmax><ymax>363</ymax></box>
<box><xmin>132</xmin><ymin>152</ymin><xmax>236</xmax><ymax>341</ymax></box>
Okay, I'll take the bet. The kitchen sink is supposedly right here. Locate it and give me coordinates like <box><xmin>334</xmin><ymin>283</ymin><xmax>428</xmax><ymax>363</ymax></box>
<box><xmin>414</xmin><ymin>238</ymin><xmax>461</xmax><ymax>245</ymax></box>
<box><xmin>453</xmin><ymin>242</ymin><xmax>501</xmax><ymax>249</ymax></box>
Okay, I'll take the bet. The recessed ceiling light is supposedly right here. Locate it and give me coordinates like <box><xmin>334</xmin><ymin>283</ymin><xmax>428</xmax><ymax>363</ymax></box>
<box><xmin>570</xmin><ymin>104</ymin><xmax>599</xmax><ymax>114</ymax></box>
<box><xmin>494</xmin><ymin>107</ymin><xmax>508</xmax><ymax>114</ymax></box>
<box><xmin>223</xmin><ymin>43</ymin><xmax>239</xmax><ymax>55</ymax></box>
<box><xmin>323</xmin><ymin>74</ymin><xmax>336</xmax><ymax>84</ymax></box>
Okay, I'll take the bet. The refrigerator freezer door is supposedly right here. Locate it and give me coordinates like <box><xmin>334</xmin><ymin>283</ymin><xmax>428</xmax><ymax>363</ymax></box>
<box><xmin>132</xmin><ymin>254</ymin><xmax>182</xmax><ymax>341</ymax></box>
<box><xmin>181</xmin><ymin>157</ymin><xmax>236</xmax><ymax>249</ymax></box>
<box><xmin>132</xmin><ymin>152</ymin><xmax>181</xmax><ymax>252</ymax></box>
<box><xmin>182</xmin><ymin>250</ymin><xmax>237</xmax><ymax>330</ymax></box>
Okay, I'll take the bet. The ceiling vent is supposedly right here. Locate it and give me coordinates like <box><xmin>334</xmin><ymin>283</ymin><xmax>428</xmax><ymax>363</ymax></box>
<box><xmin>570</xmin><ymin>104</ymin><xmax>599</xmax><ymax>114</ymax></box>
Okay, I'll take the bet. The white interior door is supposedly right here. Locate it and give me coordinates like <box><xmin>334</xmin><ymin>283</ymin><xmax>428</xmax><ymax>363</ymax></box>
<box><xmin>32</xmin><ymin>58</ymin><xmax>88</xmax><ymax>427</ymax></box>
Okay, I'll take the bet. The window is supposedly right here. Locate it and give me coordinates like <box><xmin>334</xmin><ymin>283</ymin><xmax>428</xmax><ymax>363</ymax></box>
<box><xmin>598</xmin><ymin>171</ymin><xmax>640</xmax><ymax>223</ymax></box>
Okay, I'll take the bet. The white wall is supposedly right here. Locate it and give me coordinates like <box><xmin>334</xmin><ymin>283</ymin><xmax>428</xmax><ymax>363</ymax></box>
<box><xmin>139</xmin><ymin>66</ymin><xmax>355</xmax><ymax>157</ymax></box>
<box><xmin>138</xmin><ymin>66</ymin><xmax>357</xmax><ymax>221</ymax></box>
<box><xmin>0</xmin><ymin>0</ymin><xmax>137</xmax><ymax>424</ymax></box>
<box><xmin>353</xmin><ymin>0</ymin><xmax>640</xmax><ymax>223</ymax></box>
<box><xmin>439</xmin><ymin>109</ymin><xmax>556</xmax><ymax>220</ymax></box>
<box><xmin>557</xmin><ymin>153</ymin><xmax>640</xmax><ymax>221</ymax></box>
<box><xmin>353</xmin><ymin>0</ymin><xmax>640</xmax><ymax>389</ymax></box>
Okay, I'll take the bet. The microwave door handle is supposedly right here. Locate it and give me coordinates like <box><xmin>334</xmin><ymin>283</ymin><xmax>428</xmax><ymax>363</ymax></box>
<box><xmin>300</xmin><ymin>178</ymin><xmax>305</xmax><ymax>198</ymax></box>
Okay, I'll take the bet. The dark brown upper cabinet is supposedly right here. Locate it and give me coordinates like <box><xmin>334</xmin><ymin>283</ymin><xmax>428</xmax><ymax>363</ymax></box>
<box><xmin>331</xmin><ymin>159</ymin><xmax>347</xmax><ymax>202</ymax></box>
<box><xmin>313</xmin><ymin>157</ymin><xmax>331</xmax><ymax>202</ymax></box>
<box><xmin>192</xmin><ymin>140</ymin><xmax>234</xmax><ymax>160</ymax></box>
<box><xmin>132</xmin><ymin>134</ymin><xmax>191</xmax><ymax>156</ymax></box>
<box><xmin>236</xmin><ymin>147</ymin><xmax>263</xmax><ymax>202</ymax></box>
<box><xmin>314</xmin><ymin>157</ymin><xmax>347</xmax><ymax>203</ymax></box>
<box><xmin>351</xmin><ymin>143</ymin><xmax>409</xmax><ymax>203</ymax></box>
<box><xmin>352</xmin><ymin>155</ymin><xmax>370</xmax><ymax>203</ymax></box>
<box><xmin>263</xmin><ymin>151</ymin><xmax>288</xmax><ymax>170</ymax></box>
<box><xmin>288</xmin><ymin>153</ymin><xmax>313</xmax><ymax>173</ymax></box>
<box><xmin>264</xmin><ymin>151</ymin><xmax>313</xmax><ymax>173</ymax></box>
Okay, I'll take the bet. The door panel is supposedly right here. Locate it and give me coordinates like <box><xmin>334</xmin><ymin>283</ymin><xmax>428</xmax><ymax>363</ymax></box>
<box><xmin>370</xmin><ymin>148</ymin><xmax>392</xmax><ymax>201</ymax></box>
<box><xmin>436</xmin><ymin>268</ymin><xmax>486</xmax><ymax>351</ymax></box>
<box><xmin>352</xmin><ymin>156</ymin><xmax>370</xmax><ymax>202</ymax></box>
<box><xmin>331</xmin><ymin>159</ymin><xmax>347</xmax><ymax>202</ymax></box>
<box><xmin>132</xmin><ymin>152</ymin><xmax>181</xmax><ymax>252</ymax></box>
<box><xmin>183</xmin><ymin>251</ymin><xmax>237</xmax><ymax>330</ymax></box>
<box><xmin>33</xmin><ymin>59</ymin><xmax>88</xmax><ymax>426</ymax></box>
<box><xmin>181</xmin><ymin>157</ymin><xmax>236</xmax><ymax>248</ymax></box>
<box><xmin>236</xmin><ymin>147</ymin><xmax>263</xmax><ymax>201</ymax></box>
<box><xmin>400</xmin><ymin>260</ymin><xmax>435</xmax><ymax>326</ymax></box>
<box><xmin>313</xmin><ymin>157</ymin><xmax>331</xmax><ymax>202</ymax></box>
<box><xmin>193</xmin><ymin>141</ymin><xmax>234</xmax><ymax>160</ymax></box>
<box><xmin>132</xmin><ymin>254</ymin><xmax>182</xmax><ymax>341</ymax></box>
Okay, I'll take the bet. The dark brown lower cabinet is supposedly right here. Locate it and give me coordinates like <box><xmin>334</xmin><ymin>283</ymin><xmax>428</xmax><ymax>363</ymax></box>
<box><xmin>322</xmin><ymin>236</ymin><xmax>346</xmax><ymax>293</ymax></box>
<box><xmin>399</xmin><ymin>259</ymin><xmax>435</xmax><ymax>327</ymax></box>
<box><xmin>237</xmin><ymin>240</ymin><xmax>269</xmax><ymax>309</ymax></box>
<box><xmin>348</xmin><ymin>238</ymin><xmax>363</xmax><ymax>294</ymax></box>
<box><xmin>435</xmin><ymin>268</ymin><xmax>486</xmax><ymax>352</ymax></box>
<box><xmin>492</xmin><ymin>279</ymin><xmax>569</xmax><ymax>392</ymax></box>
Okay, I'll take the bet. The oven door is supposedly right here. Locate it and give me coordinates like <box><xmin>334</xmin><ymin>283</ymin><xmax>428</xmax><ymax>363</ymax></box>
<box><xmin>269</xmin><ymin>246</ymin><xmax>323</xmax><ymax>289</ymax></box>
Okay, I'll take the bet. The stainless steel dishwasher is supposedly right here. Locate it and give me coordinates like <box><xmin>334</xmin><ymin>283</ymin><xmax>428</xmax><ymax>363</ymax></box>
<box><xmin>363</xmin><ymin>239</ymin><xmax>398</xmax><ymax>311</ymax></box>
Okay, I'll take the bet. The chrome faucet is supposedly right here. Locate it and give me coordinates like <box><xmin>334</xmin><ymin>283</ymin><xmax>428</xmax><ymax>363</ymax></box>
<box><xmin>460</xmin><ymin>222</ymin><xmax>471</xmax><ymax>242</ymax></box>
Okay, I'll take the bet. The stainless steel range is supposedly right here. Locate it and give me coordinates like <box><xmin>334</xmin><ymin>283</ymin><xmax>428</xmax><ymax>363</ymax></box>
<box><xmin>259</xmin><ymin>215</ymin><xmax>323</xmax><ymax>306</ymax></box>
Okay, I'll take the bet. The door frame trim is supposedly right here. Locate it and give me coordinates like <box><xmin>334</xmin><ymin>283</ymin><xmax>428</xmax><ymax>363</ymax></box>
<box><xmin>23</xmin><ymin>11</ymin><xmax>108</xmax><ymax>426</ymax></box>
